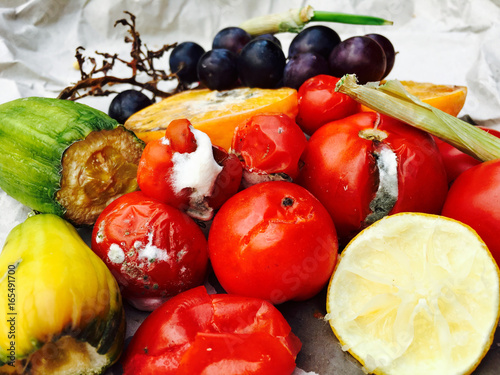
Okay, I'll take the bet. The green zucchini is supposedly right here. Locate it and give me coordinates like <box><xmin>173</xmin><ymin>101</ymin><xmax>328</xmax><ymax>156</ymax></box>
<box><xmin>0</xmin><ymin>97</ymin><xmax>144</xmax><ymax>225</ymax></box>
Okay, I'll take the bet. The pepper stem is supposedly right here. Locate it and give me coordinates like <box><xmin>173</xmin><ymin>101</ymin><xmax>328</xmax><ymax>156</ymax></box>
<box><xmin>239</xmin><ymin>6</ymin><xmax>392</xmax><ymax>36</ymax></box>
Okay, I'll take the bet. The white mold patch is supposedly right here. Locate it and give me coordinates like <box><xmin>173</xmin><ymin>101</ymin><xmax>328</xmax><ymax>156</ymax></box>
<box><xmin>108</xmin><ymin>243</ymin><xmax>125</xmax><ymax>264</ymax></box>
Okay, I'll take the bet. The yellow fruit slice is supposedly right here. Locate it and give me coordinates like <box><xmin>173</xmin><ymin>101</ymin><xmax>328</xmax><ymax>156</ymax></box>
<box><xmin>361</xmin><ymin>81</ymin><xmax>467</xmax><ymax>116</ymax></box>
<box><xmin>124</xmin><ymin>87</ymin><xmax>298</xmax><ymax>150</ymax></box>
<box><xmin>401</xmin><ymin>81</ymin><xmax>468</xmax><ymax>116</ymax></box>
<box><xmin>326</xmin><ymin>212</ymin><xmax>500</xmax><ymax>375</ymax></box>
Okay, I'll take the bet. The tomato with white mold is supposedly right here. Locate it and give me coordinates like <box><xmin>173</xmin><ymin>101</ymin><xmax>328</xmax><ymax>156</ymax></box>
<box><xmin>137</xmin><ymin>118</ymin><xmax>242</xmax><ymax>221</ymax></box>
<box><xmin>297</xmin><ymin>112</ymin><xmax>448</xmax><ymax>247</ymax></box>
<box><xmin>91</xmin><ymin>190</ymin><xmax>209</xmax><ymax>311</ymax></box>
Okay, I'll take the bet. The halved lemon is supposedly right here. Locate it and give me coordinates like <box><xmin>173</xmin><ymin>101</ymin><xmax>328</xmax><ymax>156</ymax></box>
<box><xmin>361</xmin><ymin>81</ymin><xmax>467</xmax><ymax>116</ymax></box>
<box><xmin>124</xmin><ymin>87</ymin><xmax>298</xmax><ymax>150</ymax></box>
<box><xmin>326</xmin><ymin>212</ymin><xmax>500</xmax><ymax>375</ymax></box>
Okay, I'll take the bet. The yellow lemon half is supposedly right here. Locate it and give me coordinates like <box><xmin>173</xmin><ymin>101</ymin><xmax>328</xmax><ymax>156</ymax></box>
<box><xmin>326</xmin><ymin>212</ymin><xmax>500</xmax><ymax>375</ymax></box>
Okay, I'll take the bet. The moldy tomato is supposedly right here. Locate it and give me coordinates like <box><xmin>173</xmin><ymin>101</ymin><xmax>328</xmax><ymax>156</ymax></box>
<box><xmin>297</xmin><ymin>112</ymin><xmax>448</xmax><ymax>247</ymax></box>
<box><xmin>91</xmin><ymin>191</ymin><xmax>208</xmax><ymax>311</ymax></box>
<box><xmin>122</xmin><ymin>286</ymin><xmax>302</xmax><ymax>375</ymax></box>
<box><xmin>296</xmin><ymin>74</ymin><xmax>360</xmax><ymax>136</ymax></box>
<box><xmin>231</xmin><ymin>113</ymin><xmax>307</xmax><ymax>188</ymax></box>
<box><xmin>137</xmin><ymin>119</ymin><xmax>242</xmax><ymax>221</ymax></box>
<box><xmin>441</xmin><ymin>159</ymin><xmax>500</xmax><ymax>266</ymax></box>
<box><xmin>208</xmin><ymin>181</ymin><xmax>338</xmax><ymax>304</ymax></box>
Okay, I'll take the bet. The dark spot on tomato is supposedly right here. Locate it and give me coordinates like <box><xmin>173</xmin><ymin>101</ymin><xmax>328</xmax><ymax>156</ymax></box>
<box><xmin>282</xmin><ymin>197</ymin><xmax>294</xmax><ymax>207</ymax></box>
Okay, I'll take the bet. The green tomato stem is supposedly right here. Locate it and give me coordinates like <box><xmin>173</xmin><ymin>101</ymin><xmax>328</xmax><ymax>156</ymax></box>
<box><xmin>335</xmin><ymin>74</ymin><xmax>500</xmax><ymax>162</ymax></box>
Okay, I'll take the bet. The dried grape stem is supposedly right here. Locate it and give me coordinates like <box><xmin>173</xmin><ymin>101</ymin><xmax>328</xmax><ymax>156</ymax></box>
<box><xmin>58</xmin><ymin>11</ymin><xmax>182</xmax><ymax>101</ymax></box>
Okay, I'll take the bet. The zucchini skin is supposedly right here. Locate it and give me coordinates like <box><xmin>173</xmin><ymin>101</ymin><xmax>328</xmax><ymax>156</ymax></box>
<box><xmin>0</xmin><ymin>97</ymin><xmax>120</xmax><ymax>217</ymax></box>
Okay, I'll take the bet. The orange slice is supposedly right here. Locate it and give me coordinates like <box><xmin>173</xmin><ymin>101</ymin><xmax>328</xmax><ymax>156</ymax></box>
<box><xmin>124</xmin><ymin>87</ymin><xmax>298</xmax><ymax>150</ymax></box>
<box><xmin>361</xmin><ymin>81</ymin><xmax>467</xmax><ymax>116</ymax></box>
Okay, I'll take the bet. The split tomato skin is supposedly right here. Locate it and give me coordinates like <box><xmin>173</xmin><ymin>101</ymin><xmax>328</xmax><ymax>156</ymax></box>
<box><xmin>122</xmin><ymin>286</ymin><xmax>301</xmax><ymax>375</ymax></box>
<box><xmin>208</xmin><ymin>181</ymin><xmax>338</xmax><ymax>304</ymax></box>
<box><xmin>136</xmin><ymin>119</ymin><xmax>195</xmax><ymax>209</ymax></box>
<box><xmin>297</xmin><ymin>112</ymin><xmax>448</xmax><ymax>246</ymax></box>
<box><xmin>207</xmin><ymin>144</ymin><xmax>243</xmax><ymax>209</ymax></box>
<box><xmin>231</xmin><ymin>113</ymin><xmax>307</xmax><ymax>186</ymax></box>
<box><xmin>91</xmin><ymin>191</ymin><xmax>208</xmax><ymax>311</ymax></box>
<box><xmin>441</xmin><ymin>159</ymin><xmax>500</xmax><ymax>266</ymax></box>
<box><xmin>296</xmin><ymin>74</ymin><xmax>360</xmax><ymax>136</ymax></box>
<box><xmin>137</xmin><ymin>119</ymin><xmax>242</xmax><ymax>220</ymax></box>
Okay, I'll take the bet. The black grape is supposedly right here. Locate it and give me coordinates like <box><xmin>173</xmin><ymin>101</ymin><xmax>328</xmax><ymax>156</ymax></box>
<box><xmin>212</xmin><ymin>27</ymin><xmax>252</xmax><ymax>54</ymax></box>
<box><xmin>283</xmin><ymin>52</ymin><xmax>330</xmax><ymax>90</ymax></box>
<box><xmin>288</xmin><ymin>25</ymin><xmax>341</xmax><ymax>59</ymax></box>
<box><xmin>254</xmin><ymin>33</ymin><xmax>282</xmax><ymax>49</ymax></box>
<box><xmin>365</xmin><ymin>34</ymin><xmax>396</xmax><ymax>78</ymax></box>
<box><xmin>237</xmin><ymin>39</ymin><xmax>286</xmax><ymax>88</ymax></box>
<box><xmin>197</xmin><ymin>49</ymin><xmax>238</xmax><ymax>91</ymax></box>
<box><xmin>329</xmin><ymin>36</ymin><xmax>387</xmax><ymax>84</ymax></box>
<box><xmin>169</xmin><ymin>42</ymin><xmax>205</xmax><ymax>83</ymax></box>
<box><xmin>108</xmin><ymin>90</ymin><xmax>153</xmax><ymax>124</ymax></box>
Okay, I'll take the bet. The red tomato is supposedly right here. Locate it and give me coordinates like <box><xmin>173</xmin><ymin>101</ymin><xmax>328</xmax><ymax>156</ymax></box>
<box><xmin>231</xmin><ymin>113</ymin><xmax>307</xmax><ymax>187</ymax></box>
<box><xmin>441</xmin><ymin>159</ymin><xmax>500</xmax><ymax>266</ymax></box>
<box><xmin>296</xmin><ymin>74</ymin><xmax>360</xmax><ymax>136</ymax></box>
<box><xmin>433</xmin><ymin>126</ymin><xmax>500</xmax><ymax>184</ymax></box>
<box><xmin>91</xmin><ymin>191</ymin><xmax>208</xmax><ymax>311</ymax></box>
<box><xmin>122</xmin><ymin>286</ymin><xmax>302</xmax><ymax>375</ymax></box>
<box><xmin>297</xmin><ymin>112</ymin><xmax>448</xmax><ymax>246</ymax></box>
<box><xmin>137</xmin><ymin>119</ymin><xmax>242</xmax><ymax>220</ymax></box>
<box><xmin>208</xmin><ymin>181</ymin><xmax>338</xmax><ymax>304</ymax></box>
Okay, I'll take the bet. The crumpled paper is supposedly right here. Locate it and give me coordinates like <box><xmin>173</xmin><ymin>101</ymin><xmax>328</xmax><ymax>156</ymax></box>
<box><xmin>1</xmin><ymin>1</ymin><xmax>500</xmax><ymax>374</ymax></box>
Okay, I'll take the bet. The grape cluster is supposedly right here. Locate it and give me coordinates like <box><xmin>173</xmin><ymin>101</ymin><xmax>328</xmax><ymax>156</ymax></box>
<box><xmin>108</xmin><ymin>24</ymin><xmax>395</xmax><ymax>123</ymax></box>
<box><xmin>169</xmin><ymin>25</ymin><xmax>395</xmax><ymax>91</ymax></box>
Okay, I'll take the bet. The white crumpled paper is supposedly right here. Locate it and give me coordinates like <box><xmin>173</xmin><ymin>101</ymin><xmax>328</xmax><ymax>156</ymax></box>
<box><xmin>1</xmin><ymin>1</ymin><xmax>500</xmax><ymax>374</ymax></box>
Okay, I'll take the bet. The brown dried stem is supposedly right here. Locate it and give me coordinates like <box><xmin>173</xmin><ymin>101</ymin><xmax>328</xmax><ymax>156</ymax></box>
<box><xmin>58</xmin><ymin>11</ymin><xmax>183</xmax><ymax>101</ymax></box>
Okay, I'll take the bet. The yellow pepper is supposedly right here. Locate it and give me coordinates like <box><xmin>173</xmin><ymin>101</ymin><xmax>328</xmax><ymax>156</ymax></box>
<box><xmin>0</xmin><ymin>214</ymin><xmax>124</xmax><ymax>374</ymax></box>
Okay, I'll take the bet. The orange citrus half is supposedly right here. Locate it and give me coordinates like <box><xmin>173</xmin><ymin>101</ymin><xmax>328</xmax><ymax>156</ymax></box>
<box><xmin>361</xmin><ymin>81</ymin><xmax>467</xmax><ymax>116</ymax></box>
<box><xmin>124</xmin><ymin>87</ymin><xmax>298</xmax><ymax>150</ymax></box>
<box><xmin>326</xmin><ymin>212</ymin><xmax>500</xmax><ymax>375</ymax></box>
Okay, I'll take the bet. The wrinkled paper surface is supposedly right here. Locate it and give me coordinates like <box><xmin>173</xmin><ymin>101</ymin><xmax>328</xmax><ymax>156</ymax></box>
<box><xmin>1</xmin><ymin>1</ymin><xmax>500</xmax><ymax>374</ymax></box>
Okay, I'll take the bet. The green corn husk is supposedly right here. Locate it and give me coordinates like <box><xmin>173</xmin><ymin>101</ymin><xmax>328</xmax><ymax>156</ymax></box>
<box><xmin>335</xmin><ymin>74</ymin><xmax>500</xmax><ymax>162</ymax></box>
<box><xmin>239</xmin><ymin>5</ymin><xmax>393</xmax><ymax>36</ymax></box>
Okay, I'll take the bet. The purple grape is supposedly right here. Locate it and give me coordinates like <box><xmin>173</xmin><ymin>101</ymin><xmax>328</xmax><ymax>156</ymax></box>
<box><xmin>329</xmin><ymin>36</ymin><xmax>387</xmax><ymax>84</ymax></box>
<box><xmin>237</xmin><ymin>39</ymin><xmax>286</xmax><ymax>88</ymax></box>
<box><xmin>254</xmin><ymin>33</ymin><xmax>282</xmax><ymax>49</ymax></box>
<box><xmin>365</xmin><ymin>34</ymin><xmax>396</xmax><ymax>78</ymax></box>
<box><xmin>169</xmin><ymin>42</ymin><xmax>205</xmax><ymax>83</ymax></box>
<box><xmin>212</xmin><ymin>27</ymin><xmax>252</xmax><ymax>54</ymax></box>
<box><xmin>283</xmin><ymin>52</ymin><xmax>330</xmax><ymax>90</ymax></box>
<box><xmin>109</xmin><ymin>90</ymin><xmax>153</xmax><ymax>124</ymax></box>
<box><xmin>288</xmin><ymin>25</ymin><xmax>341</xmax><ymax>59</ymax></box>
<box><xmin>197</xmin><ymin>49</ymin><xmax>238</xmax><ymax>91</ymax></box>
